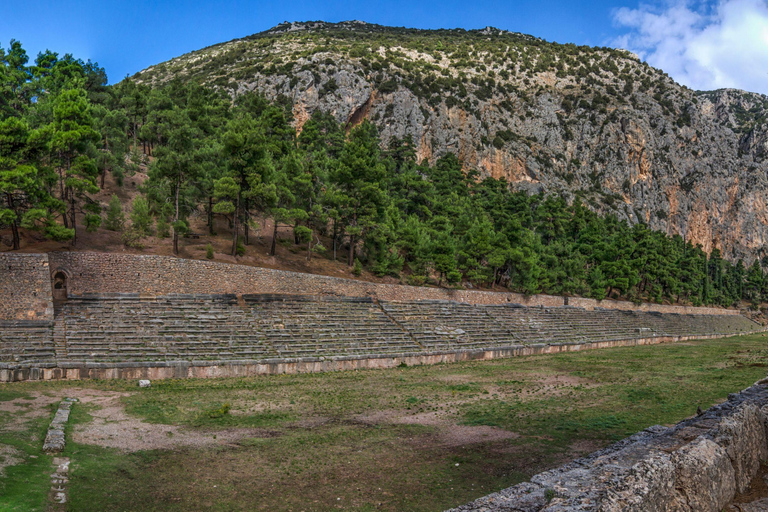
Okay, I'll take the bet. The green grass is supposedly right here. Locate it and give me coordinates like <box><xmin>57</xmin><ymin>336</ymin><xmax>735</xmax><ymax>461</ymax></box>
<box><xmin>2</xmin><ymin>334</ymin><xmax>768</xmax><ymax>511</ymax></box>
<box><xmin>0</xmin><ymin>395</ymin><xmax>56</xmax><ymax>512</ymax></box>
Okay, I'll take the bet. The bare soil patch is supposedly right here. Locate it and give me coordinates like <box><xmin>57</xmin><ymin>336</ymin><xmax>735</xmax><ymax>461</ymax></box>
<box><xmin>0</xmin><ymin>444</ymin><xmax>24</xmax><ymax>477</ymax></box>
<box><xmin>69</xmin><ymin>389</ymin><xmax>279</xmax><ymax>452</ymax></box>
<box><xmin>354</xmin><ymin>409</ymin><xmax>519</xmax><ymax>447</ymax></box>
<box><xmin>0</xmin><ymin>393</ymin><xmax>59</xmax><ymax>432</ymax></box>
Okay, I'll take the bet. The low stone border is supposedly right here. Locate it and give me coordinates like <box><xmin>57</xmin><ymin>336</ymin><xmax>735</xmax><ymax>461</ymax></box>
<box><xmin>49</xmin><ymin>456</ymin><xmax>70</xmax><ymax>507</ymax></box>
<box><xmin>43</xmin><ymin>398</ymin><xmax>76</xmax><ymax>453</ymax></box>
<box><xmin>449</xmin><ymin>376</ymin><xmax>768</xmax><ymax>511</ymax></box>
<box><xmin>43</xmin><ymin>398</ymin><xmax>76</xmax><ymax>509</ymax></box>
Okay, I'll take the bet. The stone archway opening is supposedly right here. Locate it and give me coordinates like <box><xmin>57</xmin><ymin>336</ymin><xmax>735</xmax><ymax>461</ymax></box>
<box><xmin>52</xmin><ymin>271</ymin><xmax>68</xmax><ymax>300</ymax></box>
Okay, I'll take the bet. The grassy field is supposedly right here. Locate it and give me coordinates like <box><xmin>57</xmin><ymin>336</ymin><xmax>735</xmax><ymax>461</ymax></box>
<box><xmin>2</xmin><ymin>334</ymin><xmax>768</xmax><ymax>511</ymax></box>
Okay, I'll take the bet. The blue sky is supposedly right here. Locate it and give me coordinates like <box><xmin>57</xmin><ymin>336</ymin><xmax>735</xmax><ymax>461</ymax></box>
<box><xmin>3</xmin><ymin>0</ymin><xmax>768</xmax><ymax>94</ymax></box>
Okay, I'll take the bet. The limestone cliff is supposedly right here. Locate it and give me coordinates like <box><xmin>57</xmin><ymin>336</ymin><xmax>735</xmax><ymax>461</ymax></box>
<box><xmin>132</xmin><ymin>21</ymin><xmax>768</xmax><ymax>263</ymax></box>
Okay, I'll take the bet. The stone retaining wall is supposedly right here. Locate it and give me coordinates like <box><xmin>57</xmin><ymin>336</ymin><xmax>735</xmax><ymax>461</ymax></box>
<box><xmin>47</xmin><ymin>252</ymin><xmax>738</xmax><ymax>316</ymax></box>
<box><xmin>0</xmin><ymin>253</ymin><xmax>53</xmax><ymax>321</ymax></box>
<box><xmin>450</xmin><ymin>376</ymin><xmax>768</xmax><ymax>512</ymax></box>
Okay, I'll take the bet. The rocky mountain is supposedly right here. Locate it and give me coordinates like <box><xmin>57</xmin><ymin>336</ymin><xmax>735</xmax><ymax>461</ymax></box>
<box><xmin>131</xmin><ymin>21</ymin><xmax>768</xmax><ymax>263</ymax></box>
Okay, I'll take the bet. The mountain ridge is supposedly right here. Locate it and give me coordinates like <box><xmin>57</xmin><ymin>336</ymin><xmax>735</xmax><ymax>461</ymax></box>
<box><xmin>131</xmin><ymin>20</ymin><xmax>768</xmax><ymax>264</ymax></box>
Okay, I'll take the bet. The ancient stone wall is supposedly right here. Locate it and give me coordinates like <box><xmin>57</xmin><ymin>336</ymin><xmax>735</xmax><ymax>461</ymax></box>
<box><xmin>47</xmin><ymin>252</ymin><xmax>738</xmax><ymax>316</ymax></box>
<box><xmin>0</xmin><ymin>253</ymin><xmax>53</xmax><ymax>321</ymax></box>
<box><xmin>450</xmin><ymin>376</ymin><xmax>768</xmax><ymax>511</ymax></box>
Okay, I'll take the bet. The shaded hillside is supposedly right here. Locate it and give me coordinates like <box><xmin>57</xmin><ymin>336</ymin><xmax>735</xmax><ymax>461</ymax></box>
<box><xmin>132</xmin><ymin>20</ymin><xmax>768</xmax><ymax>263</ymax></box>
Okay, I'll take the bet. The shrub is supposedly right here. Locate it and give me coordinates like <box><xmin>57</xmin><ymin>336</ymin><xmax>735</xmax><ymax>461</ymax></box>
<box><xmin>320</xmin><ymin>78</ymin><xmax>338</xmax><ymax>97</ymax></box>
<box><xmin>353</xmin><ymin>258</ymin><xmax>363</xmax><ymax>276</ymax></box>
<box><xmin>172</xmin><ymin>219</ymin><xmax>189</xmax><ymax>238</ymax></box>
<box><xmin>447</xmin><ymin>270</ymin><xmax>462</xmax><ymax>284</ymax></box>
<box><xmin>130</xmin><ymin>196</ymin><xmax>152</xmax><ymax>235</ymax></box>
<box><xmin>105</xmin><ymin>195</ymin><xmax>124</xmax><ymax>231</ymax></box>
<box><xmin>407</xmin><ymin>275</ymin><xmax>426</xmax><ymax>286</ymax></box>
<box><xmin>378</xmin><ymin>79</ymin><xmax>398</xmax><ymax>93</ymax></box>
<box><xmin>156</xmin><ymin>216</ymin><xmax>170</xmax><ymax>238</ymax></box>
<box><xmin>207</xmin><ymin>403</ymin><xmax>231</xmax><ymax>419</ymax></box>
<box><xmin>85</xmin><ymin>214</ymin><xmax>102</xmax><ymax>233</ymax></box>
<box><xmin>122</xmin><ymin>228</ymin><xmax>145</xmax><ymax>249</ymax></box>
<box><xmin>206</xmin><ymin>244</ymin><xmax>214</xmax><ymax>259</ymax></box>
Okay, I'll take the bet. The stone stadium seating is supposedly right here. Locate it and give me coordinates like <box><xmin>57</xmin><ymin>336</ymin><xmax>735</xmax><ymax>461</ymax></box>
<box><xmin>0</xmin><ymin>295</ymin><xmax>762</xmax><ymax>370</ymax></box>
<box><xmin>0</xmin><ymin>320</ymin><xmax>56</xmax><ymax>363</ymax></box>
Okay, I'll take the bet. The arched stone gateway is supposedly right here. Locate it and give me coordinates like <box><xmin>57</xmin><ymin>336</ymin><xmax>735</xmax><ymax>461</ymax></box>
<box><xmin>52</xmin><ymin>270</ymin><xmax>69</xmax><ymax>300</ymax></box>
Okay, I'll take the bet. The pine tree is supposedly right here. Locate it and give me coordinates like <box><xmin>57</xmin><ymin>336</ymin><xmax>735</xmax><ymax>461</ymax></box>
<box><xmin>130</xmin><ymin>196</ymin><xmax>152</xmax><ymax>236</ymax></box>
<box><xmin>49</xmin><ymin>85</ymin><xmax>101</xmax><ymax>244</ymax></box>
<box><xmin>105</xmin><ymin>194</ymin><xmax>124</xmax><ymax>231</ymax></box>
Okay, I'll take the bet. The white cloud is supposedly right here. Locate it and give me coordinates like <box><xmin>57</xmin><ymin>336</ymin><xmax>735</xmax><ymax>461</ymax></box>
<box><xmin>612</xmin><ymin>0</ymin><xmax>768</xmax><ymax>94</ymax></box>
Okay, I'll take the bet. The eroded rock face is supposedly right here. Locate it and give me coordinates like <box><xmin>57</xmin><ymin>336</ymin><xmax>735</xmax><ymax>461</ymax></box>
<box><xmin>713</xmin><ymin>402</ymin><xmax>768</xmax><ymax>493</ymax></box>
<box><xmin>449</xmin><ymin>380</ymin><xmax>768</xmax><ymax>512</ymax></box>
<box><xmin>667</xmin><ymin>438</ymin><xmax>736</xmax><ymax>511</ymax></box>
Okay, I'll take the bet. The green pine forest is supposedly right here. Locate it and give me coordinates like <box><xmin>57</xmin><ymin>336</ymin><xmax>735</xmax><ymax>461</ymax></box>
<box><xmin>1</xmin><ymin>40</ymin><xmax>766</xmax><ymax>308</ymax></box>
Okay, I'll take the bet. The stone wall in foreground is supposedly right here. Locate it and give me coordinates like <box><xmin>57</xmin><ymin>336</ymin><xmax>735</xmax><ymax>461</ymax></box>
<box><xmin>450</xmin><ymin>376</ymin><xmax>768</xmax><ymax>512</ymax></box>
<box><xmin>0</xmin><ymin>253</ymin><xmax>53</xmax><ymax>321</ymax></box>
<box><xmin>47</xmin><ymin>252</ymin><xmax>738</xmax><ymax>316</ymax></box>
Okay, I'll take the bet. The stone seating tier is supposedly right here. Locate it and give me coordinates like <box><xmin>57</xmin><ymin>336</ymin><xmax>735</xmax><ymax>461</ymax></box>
<box><xmin>0</xmin><ymin>295</ymin><xmax>761</xmax><ymax>365</ymax></box>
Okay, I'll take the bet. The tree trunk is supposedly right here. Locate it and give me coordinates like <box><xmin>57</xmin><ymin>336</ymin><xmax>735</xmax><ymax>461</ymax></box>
<box><xmin>173</xmin><ymin>175</ymin><xmax>180</xmax><ymax>255</ymax></box>
<box><xmin>208</xmin><ymin>196</ymin><xmax>214</xmax><ymax>234</ymax></box>
<box><xmin>348</xmin><ymin>235</ymin><xmax>355</xmax><ymax>267</ymax></box>
<box><xmin>270</xmin><ymin>220</ymin><xmax>278</xmax><ymax>256</ymax></box>
<box><xmin>101</xmin><ymin>138</ymin><xmax>109</xmax><ymax>189</ymax></box>
<box><xmin>230</xmin><ymin>193</ymin><xmax>240</xmax><ymax>257</ymax></box>
<box><xmin>7</xmin><ymin>194</ymin><xmax>19</xmax><ymax>250</ymax></box>
<box><xmin>58</xmin><ymin>166</ymin><xmax>69</xmax><ymax>228</ymax></box>
<box><xmin>332</xmin><ymin>219</ymin><xmax>338</xmax><ymax>261</ymax></box>
<box><xmin>347</xmin><ymin>213</ymin><xmax>357</xmax><ymax>267</ymax></box>
<box><xmin>307</xmin><ymin>237</ymin><xmax>312</xmax><ymax>261</ymax></box>
<box><xmin>10</xmin><ymin>219</ymin><xmax>19</xmax><ymax>250</ymax></box>
<box><xmin>70</xmin><ymin>195</ymin><xmax>77</xmax><ymax>246</ymax></box>
<box><xmin>67</xmin><ymin>156</ymin><xmax>76</xmax><ymax>246</ymax></box>
<box><xmin>244</xmin><ymin>199</ymin><xmax>249</xmax><ymax>245</ymax></box>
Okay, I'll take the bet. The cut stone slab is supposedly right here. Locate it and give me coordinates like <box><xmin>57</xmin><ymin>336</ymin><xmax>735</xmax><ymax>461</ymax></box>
<box><xmin>43</xmin><ymin>398</ymin><xmax>76</xmax><ymax>454</ymax></box>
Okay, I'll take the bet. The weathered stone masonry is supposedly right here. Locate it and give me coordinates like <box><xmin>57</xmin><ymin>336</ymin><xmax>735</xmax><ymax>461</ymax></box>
<box><xmin>0</xmin><ymin>253</ymin><xmax>53</xmax><ymax>321</ymax></box>
<box><xmin>47</xmin><ymin>252</ymin><xmax>738</xmax><ymax>315</ymax></box>
<box><xmin>0</xmin><ymin>252</ymin><xmax>762</xmax><ymax>383</ymax></box>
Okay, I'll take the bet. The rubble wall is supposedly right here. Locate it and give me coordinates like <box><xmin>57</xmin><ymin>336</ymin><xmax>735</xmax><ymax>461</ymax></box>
<box><xmin>47</xmin><ymin>252</ymin><xmax>737</xmax><ymax>315</ymax></box>
<box><xmin>0</xmin><ymin>253</ymin><xmax>53</xmax><ymax>321</ymax></box>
